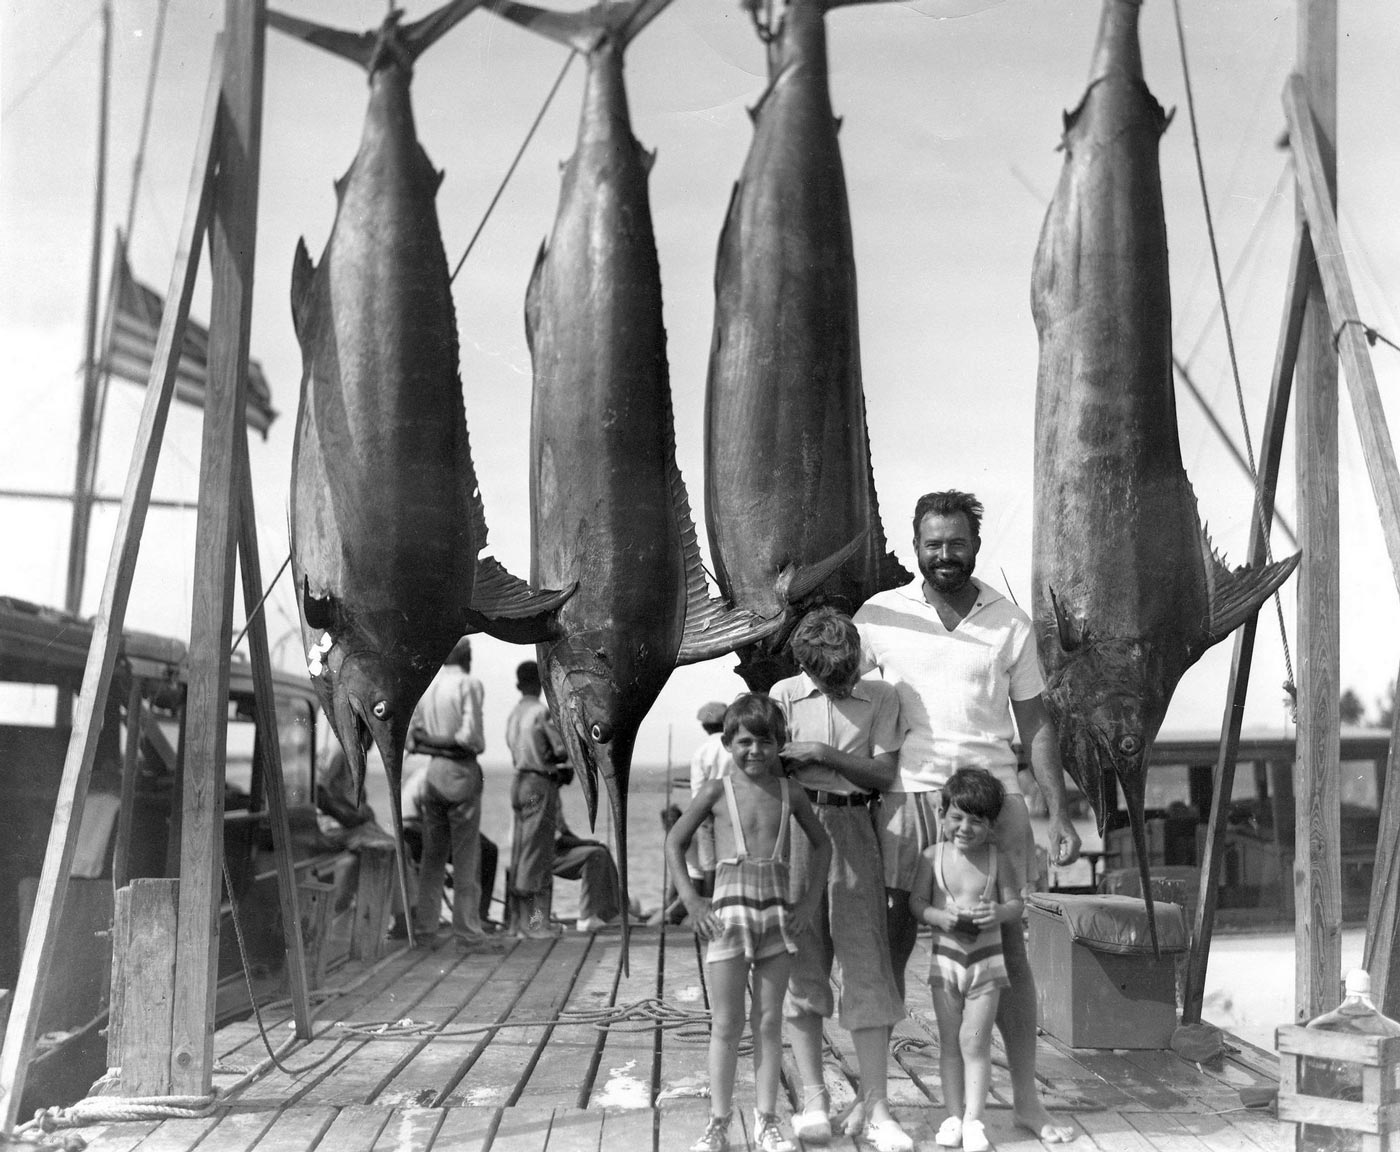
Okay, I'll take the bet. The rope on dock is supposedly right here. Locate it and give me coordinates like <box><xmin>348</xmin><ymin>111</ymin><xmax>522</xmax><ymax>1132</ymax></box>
<box><xmin>335</xmin><ymin>996</ymin><xmax>720</xmax><ymax>1045</ymax></box>
<box><xmin>12</xmin><ymin>1090</ymin><xmax>220</xmax><ymax>1145</ymax></box>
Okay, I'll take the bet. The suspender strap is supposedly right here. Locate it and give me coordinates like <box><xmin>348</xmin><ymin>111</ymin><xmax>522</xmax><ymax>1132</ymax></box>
<box><xmin>723</xmin><ymin>775</ymin><xmax>747</xmax><ymax>857</ymax></box>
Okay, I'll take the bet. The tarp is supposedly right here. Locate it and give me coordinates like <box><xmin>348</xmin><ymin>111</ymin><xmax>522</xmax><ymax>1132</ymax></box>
<box><xmin>1027</xmin><ymin>892</ymin><xmax>1190</xmax><ymax>954</ymax></box>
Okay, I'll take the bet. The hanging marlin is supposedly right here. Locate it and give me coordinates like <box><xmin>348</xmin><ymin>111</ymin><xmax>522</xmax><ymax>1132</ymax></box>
<box><xmin>486</xmin><ymin>0</ymin><xmax>785</xmax><ymax>948</ymax></box>
<box><xmin>1030</xmin><ymin>0</ymin><xmax>1298</xmax><ymax>950</ymax></box>
<box><xmin>274</xmin><ymin>0</ymin><xmax>573</xmax><ymax>942</ymax></box>
<box><xmin>703</xmin><ymin>0</ymin><xmax>910</xmax><ymax>693</ymax></box>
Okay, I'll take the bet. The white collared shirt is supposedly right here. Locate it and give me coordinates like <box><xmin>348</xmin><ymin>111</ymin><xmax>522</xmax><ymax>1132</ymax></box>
<box><xmin>769</xmin><ymin>670</ymin><xmax>904</xmax><ymax>794</ymax></box>
<box><xmin>854</xmin><ymin>576</ymin><xmax>1043</xmax><ymax>792</ymax></box>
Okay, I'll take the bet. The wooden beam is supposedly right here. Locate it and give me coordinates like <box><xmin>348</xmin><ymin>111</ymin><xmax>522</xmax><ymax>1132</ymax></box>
<box><xmin>0</xmin><ymin>35</ymin><xmax>225</xmax><ymax>1136</ymax></box>
<box><xmin>1363</xmin><ymin>662</ymin><xmax>1400</xmax><ymax>1014</ymax></box>
<box><xmin>170</xmin><ymin>0</ymin><xmax>265</xmax><ymax>1095</ymax></box>
<box><xmin>1291</xmin><ymin>0</ymin><xmax>1341</xmax><ymax>1023</ymax></box>
<box><xmin>112</xmin><ymin>679</ymin><xmax>143</xmax><ymax>891</ymax></box>
<box><xmin>1180</xmin><ymin>227</ymin><xmax>1309</xmax><ymax>1024</ymax></box>
<box><xmin>1283</xmin><ymin>74</ymin><xmax>1400</xmax><ymax>596</ymax></box>
<box><xmin>234</xmin><ymin>429</ymin><xmax>313</xmax><ymax>1037</ymax></box>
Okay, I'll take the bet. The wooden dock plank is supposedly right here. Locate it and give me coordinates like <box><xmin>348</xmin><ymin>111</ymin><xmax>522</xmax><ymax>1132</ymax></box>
<box><xmin>1146</xmin><ymin>1111</ymin><xmax>1280</xmax><ymax>1152</ymax></box>
<box><xmin>460</xmin><ymin>934</ymin><xmax>593</xmax><ymax>1108</ymax></box>
<box><xmin>656</xmin><ymin>1098</ymin><xmax>717</xmax><ymax>1152</ymax></box>
<box><xmin>523</xmin><ymin>936</ymin><xmax>620</xmax><ymax>1109</ymax></box>
<box><xmin>369</xmin><ymin>1106</ymin><xmax>444</xmax><ymax>1151</ymax></box>
<box><xmin>409</xmin><ymin>938</ymin><xmax>556</xmax><ymax>1108</ymax></box>
<box><xmin>542</xmin><ymin>1106</ymin><xmax>602</xmax><ymax>1152</ymax></box>
<box><xmin>656</xmin><ymin>924</ymin><xmax>712</xmax><ymax>1105</ymax></box>
<box><xmin>488</xmin><ymin>1103</ymin><xmax>556</xmax><ymax>1152</ymax></box>
<box><xmin>370</xmin><ymin>947</ymin><xmax>524</xmax><ymax>1109</ymax></box>
<box><xmin>1124</xmin><ymin>1110</ymin><xmax>1218</xmax><ymax>1152</ymax></box>
<box><xmin>184</xmin><ymin>1109</ymin><xmax>278</xmax><ymax>1152</ymax></box>
<box><xmin>586</xmin><ymin>930</ymin><xmax>661</xmax><ymax>1111</ymax></box>
<box><xmin>316</xmin><ymin>1103</ymin><xmax>391</xmax><ymax>1152</ymax></box>
<box><xmin>109</xmin><ymin>1115</ymin><xmax>221</xmax><ymax>1152</ymax></box>
<box><xmin>425</xmin><ymin>1105</ymin><xmax>499</xmax><ymax>1151</ymax></box>
<box><xmin>75</xmin><ymin>1121</ymin><xmax>162</xmax><ymax>1152</ymax></box>
<box><xmin>242</xmin><ymin>1105</ymin><xmax>337</xmax><ymax>1152</ymax></box>
<box><xmin>263</xmin><ymin>949</ymin><xmax>475</xmax><ymax>1107</ymax></box>
<box><xmin>1071</xmin><ymin>1049</ymin><xmax>1190</xmax><ymax>1112</ymax></box>
<box><xmin>597</xmin><ymin>1107</ymin><xmax>655</xmax><ymax>1152</ymax></box>
<box><xmin>1076</xmin><ymin>1108</ymin><xmax>1159</xmax><ymax>1152</ymax></box>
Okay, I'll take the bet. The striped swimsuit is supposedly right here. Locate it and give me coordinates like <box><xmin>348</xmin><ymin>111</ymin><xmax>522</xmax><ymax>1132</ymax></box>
<box><xmin>706</xmin><ymin>776</ymin><xmax>795</xmax><ymax>963</ymax></box>
<box><xmin>928</xmin><ymin>842</ymin><xmax>1010</xmax><ymax>1001</ymax></box>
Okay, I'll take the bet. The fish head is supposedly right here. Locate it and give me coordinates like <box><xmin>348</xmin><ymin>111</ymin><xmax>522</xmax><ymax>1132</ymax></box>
<box><xmin>317</xmin><ymin>637</ymin><xmax>431</xmax><ymax>804</ymax></box>
<box><xmin>541</xmin><ymin>648</ymin><xmax>638</xmax><ymax>954</ymax></box>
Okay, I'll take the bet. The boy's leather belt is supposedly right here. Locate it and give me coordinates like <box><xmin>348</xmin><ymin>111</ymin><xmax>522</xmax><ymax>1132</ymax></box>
<box><xmin>804</xmin><ymin>788</ymin><xmax>874</xmax><ymax>808</ymax></box>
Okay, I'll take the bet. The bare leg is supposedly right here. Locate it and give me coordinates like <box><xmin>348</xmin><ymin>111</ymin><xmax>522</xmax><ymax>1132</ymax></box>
<box><xmin>852</xmin><ymin>1025</ymin><xmax>899</xmax><ymax>1126</ymax></box>
<box><xmin>750</xmin><ymin>951</ymin><xmax>792</xmax><ymax>1117</ymax></box>
<box><xmin>706</xmin><ymin>953</ymin><xmax>749</xmax><ymax>1122</ymax></box>
<box><xmin>788</xmin><ymin>1011</ymin><xmax>829</xmax><ymax>1115</ymax></box>
<box><xmin>931</xmin><ymin>988</ymin><xmax>966</xmax><ymax>1122</ymax></box>
<box><xmin>960</xmin><ymin>991</ymin><xmax>999</xmax><ymax>1124</ymax></box>
<box><xmin>999</xmin><ymin>924</ymin><xmax>1075</xmax><ymax>1142</ymax></box>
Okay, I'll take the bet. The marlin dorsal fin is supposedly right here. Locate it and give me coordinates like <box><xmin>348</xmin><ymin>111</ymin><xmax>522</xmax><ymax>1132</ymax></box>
<box><xmin>1200</xmin><ymin>529</ymin><xmax>1301</xmax><ymax>645</ymax></box>
<box><xmin>464</xmin><ymin>556</ymin><xmax>575</xmax><ymax>643</ymax></box>
<box><xmin>291</xmin><ymin>238</ymin><xmax>316</xmax><ymax>342</ymax></box>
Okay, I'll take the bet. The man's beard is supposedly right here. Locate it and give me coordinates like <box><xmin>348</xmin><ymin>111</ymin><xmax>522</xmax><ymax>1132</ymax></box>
<box><xmin>921</xmin><ymin>557</ymin><xmax>975</xmax><ymax>595</ymax></box>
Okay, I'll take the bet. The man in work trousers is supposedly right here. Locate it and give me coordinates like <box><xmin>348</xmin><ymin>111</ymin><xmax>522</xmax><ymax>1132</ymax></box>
<box><xmin>407</xmin><ymin>636</ymin><xmax>500</xmax><ymax>949</ymax></box>
<box><xmin>854</xmin><ymin>490</ymin><xmax>1082</xmax><ymax>1145</ymax></box>
<box><xmin>506</xmin><ymin>661</ymin><xmax>621</xmax><ymax>935</ymax></box>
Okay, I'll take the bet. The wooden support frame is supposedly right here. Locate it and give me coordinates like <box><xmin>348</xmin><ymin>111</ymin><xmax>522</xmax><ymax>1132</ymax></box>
<box><xmin>1365</xmin><ymin>669</ymin><xmax>1400</xmax><ymax>1015</ymax></box>
<box><xmin>0</xmin><ymin>33</ymin><xmax>226</xmax><ymax>1133</ymax></box>
<box><xmin>1180</xmin><ymin>227</ymin><xmax>1309</xmax><ymax>1024</ymax></box>
<box><xmin>170</xmin><ymin>0</ymin><xmax>269</xmax><ymax>1094</ymax></box>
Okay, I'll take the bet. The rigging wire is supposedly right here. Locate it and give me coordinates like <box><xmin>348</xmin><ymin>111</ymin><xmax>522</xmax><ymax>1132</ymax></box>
<box><xmin>124</xmin><ymin>0</ymin><xmax>171</xmax><ymax>243</ymax></box>
<box><xmin>1169</xmin><ymin>0</ymin><xmax>1295</xmax><ymax>705</ymax></box>
<box><xmin>1</xmin><ymin>5</ymin><xmax>104</xmax><ymax>119</ymax></box>
<box><xmin>449</xmin><ymin>50</ymin><xmax>577</xmax><ymax>284</ymax></box>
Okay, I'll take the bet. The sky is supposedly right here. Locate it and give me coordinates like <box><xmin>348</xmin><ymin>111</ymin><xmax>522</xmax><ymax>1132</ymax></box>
<box><xmin>3</xmin><ymin>0</ymin><xmax>1399</xmax><ymax>773</ymax></box>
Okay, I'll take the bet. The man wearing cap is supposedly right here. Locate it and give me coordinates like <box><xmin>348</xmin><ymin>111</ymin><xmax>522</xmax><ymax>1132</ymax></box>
<box><xmin>406</xmin><ymin>637</ymin><xmax>498</xmax><ymax>949</ymax></box>
<box><xmin>688</xmin><ymin>700</ymin><xmax>732</xmax><ymax>898</ymax></box>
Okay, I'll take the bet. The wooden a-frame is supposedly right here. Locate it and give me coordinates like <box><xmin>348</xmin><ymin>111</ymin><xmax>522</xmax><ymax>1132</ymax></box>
<box><xmin>0</xmin><ymin>0</ymin><xmax>312</xmax><ymax>1132</ymax></box>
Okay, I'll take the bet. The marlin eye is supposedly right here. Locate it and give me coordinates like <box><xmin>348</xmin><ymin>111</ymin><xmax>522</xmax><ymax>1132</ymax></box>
<box><xmin>590</xmin><ymin>722</ymin><xmax>612</xmax><ymax>743</ymax></box>
<box><xmin>372</xmin><ymin>701</ymin><xmax>389</xmax><ymax>720</ymax></box>
<box><xmin>1118</xmin><ymin>734</ymin><xmax>1142</xmax><ymax>756</ymax></box>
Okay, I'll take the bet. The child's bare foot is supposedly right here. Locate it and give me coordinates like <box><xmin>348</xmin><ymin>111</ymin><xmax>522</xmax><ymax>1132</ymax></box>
<box><xmin>1013</xmin><ymin>1106</ymin><xmax>1076</xmax><ymax>1143</ymax></box>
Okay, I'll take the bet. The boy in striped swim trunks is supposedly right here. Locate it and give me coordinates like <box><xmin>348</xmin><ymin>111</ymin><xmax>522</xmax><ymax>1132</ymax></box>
<box><xmin>910</xmin><ymin>768</ymin><xmax>1023</xmax><ymax>1152</ymax></box>
<box><xmin>666</xmin><ymin>694</ymin><xmax>831</xmax><ymax>1152</ymax></box>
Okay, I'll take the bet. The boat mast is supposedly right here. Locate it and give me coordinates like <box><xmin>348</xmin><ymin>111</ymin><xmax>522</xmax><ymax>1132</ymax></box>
<box><xmin>64</xmin><ymin>0</ymin><xmax>113</xmax><ymax>622</ymax></box>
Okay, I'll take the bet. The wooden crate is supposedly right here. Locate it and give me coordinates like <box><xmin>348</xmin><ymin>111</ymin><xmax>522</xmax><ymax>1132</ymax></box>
<box><xmin>1277</xmin><ymin>1024</ymin><xmax>1400</xmax><ymax>1151</ymax></box>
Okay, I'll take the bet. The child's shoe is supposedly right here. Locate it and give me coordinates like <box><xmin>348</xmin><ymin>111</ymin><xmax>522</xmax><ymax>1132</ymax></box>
<box><xmin>863</xmin><ymin>1117</ymin><xmax>915</xmax><ymax>1152</ymax></box>
<box><xmin>790</xmin><ymin>1107</ymin><xmax>832</xmax><ymax>1144</ymax></box>
<box><xmin>961</xmin><ymin>1117</ymin><xmax>991</xmax><ymax>1152</ymax></box>
<box><xmin>690</xmin><ymin>1113</ymin><xmax>731</xmax><ymax>1152</ymax></box>
<box><xmin>752</xmin><ymin>1111</ymin><xmax>796</xmax><ymax>1152</ymax></box>
<box><xmin>935</xmin><ymin>1115</ymin><xmax>963</xmax><ymax>1147</ymax></box>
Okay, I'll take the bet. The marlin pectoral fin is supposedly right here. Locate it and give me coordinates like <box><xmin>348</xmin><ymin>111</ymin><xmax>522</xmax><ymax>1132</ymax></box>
<box><xmin>466</xmin><ymin>556</ymin><xmax>576</xmax><ymax>638</ymax></box>
<box><xmin>776</xmin><ymin>530</ymin><xmax>868</xmax><ymax>604</ymax></box>
<box><xmin>1048</xmin><ymin>586</ymin><xmax>1085</xmax><ymax>653</ymax></box>
<box><xmin>1201</xmin><ymin>532</ymin><xmax>1301</xmax><ymax>645</ymax></box>
<box><xmin>265</xmin><ymin>10</ymin><xmax>378</xmax><ymax>67</ymax></box>
<box><xmin>291</xmin><ymin>238</ymin><xmax>316</xmax><ymax>342</ymax></box>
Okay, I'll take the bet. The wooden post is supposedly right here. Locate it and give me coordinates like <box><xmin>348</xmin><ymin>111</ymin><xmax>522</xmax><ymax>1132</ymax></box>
<box><xmin>1291</xmin><ymin>0</ymin><xmax>1341</xmax><ymax>1024</ymax></box>
<box><xmin>1364</xmin><ymin>667</ymin><xmax>1400</xmax><ymax>1014</ymax></box>
<box><xmin>1180</xmin><ymin>229</ymin><xmax>1308</xmax><ymax>1024</ymax></box>
<box><xmin>234</xmin><ymin>429</ymin><xmax>312</xmax><ymax>1036</ymax></box>
<box><xmin>105</xmin><ymin>880</ymin><xmax>179</xmax><ymax>1097</ymax></box>
<box><xmin>0</xmin><ymin>36</ymin><xmax>224</xmax><ymax>1135</ymax></box>
<box><xmin>112</xmin><ymin>679</ymin><xmax>143</xmax><ymax>890</ymax></box>
<box><xmin>351</xmin><ymin>843</ymin><xmax>398</xmax><ymax>963</ymax></box>
<box><xmin>170</xmin><ymin>0</ymin><xmax>265</xmax><ymax>1095</ymax></box>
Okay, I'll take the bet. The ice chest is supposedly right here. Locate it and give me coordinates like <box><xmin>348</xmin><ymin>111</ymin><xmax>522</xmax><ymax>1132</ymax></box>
<box><xmin>1027</xmin><ymin>892</ymin><xmax>1188</xmax><ymax>1049</ymax></box>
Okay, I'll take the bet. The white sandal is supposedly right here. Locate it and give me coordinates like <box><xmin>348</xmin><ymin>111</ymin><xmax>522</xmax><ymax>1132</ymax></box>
<box><xmin>961</xmin><ymin>1117</ymin><xmax>991</xmax><ymax>1152</ymax></box>
<box><xmin>935</xmin><ymin>1115</ymin><xmax>963</xmax><ymax>1147</ymax></box>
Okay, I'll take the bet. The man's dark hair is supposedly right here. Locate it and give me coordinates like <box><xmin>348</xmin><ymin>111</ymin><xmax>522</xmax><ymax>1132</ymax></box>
<box><xmin>912</xmin><ymin>490</ymin><xmax>984</xmax><ymax>540</ymax></box>
<box><xmin>722</xmin><ymin>692</ymin><xmax>788</xmax><ymax>747</ymax></box>
<box><xmin>788</xmin><ymin>606</ymin><xmax>861</xmax><ymax>688</ymax></box>
<box><xmin>516</xmin><ymin>660</ymin><xmax>541</xmax><ymax>693</ymax></box>
<box><xmin>445</xmin><ymin>636</ymin><xmax>473</xmax><ymax>669</ymax></box>
<box><xmin>939</xmin><ymin>767</ymin><xmax>1005</xmax><ymax>822</ymax></box>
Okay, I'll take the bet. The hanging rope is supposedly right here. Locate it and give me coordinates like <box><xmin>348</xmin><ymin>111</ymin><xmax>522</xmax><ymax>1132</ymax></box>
<box><xmin>1170</xmin><ymin>0</ymin><xmax>1295</xmax><ymax>713</ymax></box>
<box><xmin>228</xmin><ymin>551</ymin><xmax>292</xmax><ymax>656</ymax></box>
<box><xmin>1</xmin><ymin>6</ymin><xmax>104</xmax><ymax>119</ymax></box>
<box><xmin>449</xmin><ymin>50</ymin><xmax>577</xmax><ymax>284</ymax></box>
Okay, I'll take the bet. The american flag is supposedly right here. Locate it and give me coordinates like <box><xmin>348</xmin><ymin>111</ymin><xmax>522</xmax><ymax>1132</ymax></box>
<box><xmin>103</xmin><ymin>248</ymin><xmax>278</xmax><ymax>437</ymax></box>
